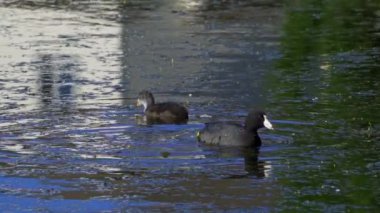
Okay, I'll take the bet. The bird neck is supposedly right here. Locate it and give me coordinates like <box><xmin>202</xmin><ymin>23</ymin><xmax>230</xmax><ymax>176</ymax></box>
<box><xmin>245</xmin><ymin>124</ymin><xmax>259</xmax><ymax>133</ymax></box>
<box><xmin>146</xmin><ymin>98</ymin><xmax>154</xmax><ymax>110</ymax></box>
<box><xmin>244</xmin><ymin>128</ymin><xmax>261</xmax><ymax>147</ymax></box>
<box><xmin>253</xmin><ymin>134</ymin><xmax>262</xmax><ymax>147</ymax></box>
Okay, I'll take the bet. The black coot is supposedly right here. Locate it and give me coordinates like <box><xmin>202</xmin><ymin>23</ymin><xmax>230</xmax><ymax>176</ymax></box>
<box><xmin>136</xmin><ymin>90</ymin><xmax>189</xmax><ymax>124</ymax></box>
<box><xmin>197</xmin><ymin>110</ymin><xmax>273</xmax><ymax>147</ymax></box>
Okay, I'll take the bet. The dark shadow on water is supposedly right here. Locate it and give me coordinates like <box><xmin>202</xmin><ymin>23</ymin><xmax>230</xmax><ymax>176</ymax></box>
<box><xmin>200</xmin><ymin>145</ymin><xmax>267</xmax><ymax>179</ymax></box>
<box><xmin>38</xmin><ymin>54</ymin><xmax>54</xmax><ymax>105</ymax></box>
<box><xmin>32</xmin><ymin>53</ymin><xmax>79</xmax><ymax>112</ymax></box>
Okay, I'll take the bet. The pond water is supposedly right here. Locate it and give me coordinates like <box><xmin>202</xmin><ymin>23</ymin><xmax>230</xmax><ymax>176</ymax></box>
<box><xmin>0</xmin><ymin>0</ymin><xmax>379</xmax><ymax>211</ymax></box>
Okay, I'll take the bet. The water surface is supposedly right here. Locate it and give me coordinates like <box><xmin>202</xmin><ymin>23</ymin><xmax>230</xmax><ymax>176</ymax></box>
<box><xmin>0</xmin><ymin>0</ymin><xmax>379</xmax><ymax>211</ymax></box>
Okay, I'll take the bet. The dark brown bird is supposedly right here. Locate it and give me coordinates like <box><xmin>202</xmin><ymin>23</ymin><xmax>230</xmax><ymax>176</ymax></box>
<box><xmin>136</xmin><ymin>90</ymin><xmax>189</xmax><ymax>124</ymax></box>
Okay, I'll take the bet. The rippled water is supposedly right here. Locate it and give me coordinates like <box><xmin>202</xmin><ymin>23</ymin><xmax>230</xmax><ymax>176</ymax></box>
<box><xmin>0</xmin><ymin>0</ymin><xmax>379</xmax><ymax>211</ymax></box>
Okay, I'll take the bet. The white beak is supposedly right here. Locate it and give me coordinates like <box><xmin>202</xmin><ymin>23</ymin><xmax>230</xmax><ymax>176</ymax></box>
<box><xmin>263</xmin><ymin>115</ymin><xmax>274</xmax><ymax>130</ymax></box>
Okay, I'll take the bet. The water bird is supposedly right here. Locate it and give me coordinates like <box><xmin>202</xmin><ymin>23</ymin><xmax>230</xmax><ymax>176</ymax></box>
<box><xmin>136</xmin><ymin>90</ymin><xmax>189</xmax><ymax>124</ymax></box>
<box><xmin>197</xmin><ymin>110</ymin><xmax>273</xmax><ymax>147</ymax></box>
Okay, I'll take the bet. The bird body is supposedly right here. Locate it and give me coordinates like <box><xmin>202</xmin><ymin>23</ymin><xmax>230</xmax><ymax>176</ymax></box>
<box><xmin>145</xmin><ymin>102</ymin><xmax>188</xmax><ymax>124</ymax></box>
<box><xmin>198</xmin><ymin>122</ymin><xmax>261</xmax><ymax>147</ymax></box>
<box><xmin>197</xmin><ymin>110</ymin><xmax>273</xmax><ymax>147</ymax></box>
<box><xmin>137</xmin><ymin>91</ymin><xmax>188</xmax><ymax>124</ymax></box>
